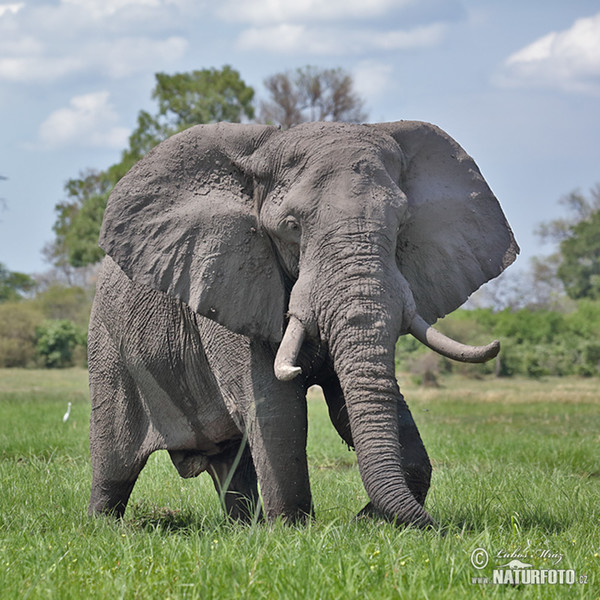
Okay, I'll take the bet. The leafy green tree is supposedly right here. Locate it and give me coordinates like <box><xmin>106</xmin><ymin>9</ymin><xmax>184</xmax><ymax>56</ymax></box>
<box><xmin>48</xmin><ymin>66</ymin><xmax>255</xmax><ymax>269</ymax></box>
<box><xmin>396</xmin><ymin>303</ymin><xmax>600</xmax><ymax>379</ymax></box>
<box><xmin>47</xmin><ymin>169</ymin><xmax>112</xmax><ymax>268</ymax></box>
<box><xmin>122</xmin><ymin>66</ymin><xmax>255</xmax><ymax>167</ymax></box>
<box><xmin>35</xmin><ymin>319</ymin><xmax>86</xmax><ymax>368</ymax></box>
<box><xmin>536</xmin><ymin>185</ymin><xmax>600</xmax><ymax>244</ymax></box>
<box><xmin>557</xmin><ymin>209</ymin><xmax>600</xmax><ymax>299</ymax></box>
<box><xmin>479</xmin><ymin>184</ymin><xmax>600</xmax><ymax>311</ymax></box>
<box><xmin>0</xmin><ymin>263</ymin><xmax>35</xmax><ymax>302</ymax></box>
<box><xmin>154</xmin><ymin>67</ymin><xmax>255</xmax><ymax>127</ymax></box>
<box><xmin>260</xmin><ymin>66</ymin><xmax>367</xmax><ymax>128</ymax></box>
<box><xmin>533</xmin><ymin>185</ymin><xmax>600</xmax><ymax>301</ymax></box>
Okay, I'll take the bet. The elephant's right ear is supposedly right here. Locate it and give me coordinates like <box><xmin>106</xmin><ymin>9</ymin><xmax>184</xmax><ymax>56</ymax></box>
<box><xmin>99</xmin><ymin>123</ymin><xmax>286</xmax><ymax>343</ymax></box>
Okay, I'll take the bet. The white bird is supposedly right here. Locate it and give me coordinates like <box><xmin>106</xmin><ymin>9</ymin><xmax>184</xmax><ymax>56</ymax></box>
<box><xmin>63</xmin><ymin>402</ymin><xmax>72</xmax><ymax>423</ymax></box>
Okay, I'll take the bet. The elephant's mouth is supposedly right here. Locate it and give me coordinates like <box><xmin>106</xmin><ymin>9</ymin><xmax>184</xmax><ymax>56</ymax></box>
<box><xmin>274</xmin><ymin>313</ymin><xmax>499</xmax><ymax>381</ymax></box>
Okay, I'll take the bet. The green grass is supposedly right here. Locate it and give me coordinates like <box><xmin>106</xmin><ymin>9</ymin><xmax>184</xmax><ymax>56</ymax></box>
<box><xmin>0</xmin><ymin>369</ymin><xmax>598</xmax><ymax>599</ymax></box>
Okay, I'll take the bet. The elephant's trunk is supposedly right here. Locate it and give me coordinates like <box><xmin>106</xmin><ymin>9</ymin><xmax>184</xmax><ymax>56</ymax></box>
<box><xmin>324</xmin><ymin>301</ymin><xmax>433</xmax><ymax>526</ymax></box>
<box><xmin>285</xmin><ymin>244</ymin><xmax>432</xmax><ymax>526</ymax></box>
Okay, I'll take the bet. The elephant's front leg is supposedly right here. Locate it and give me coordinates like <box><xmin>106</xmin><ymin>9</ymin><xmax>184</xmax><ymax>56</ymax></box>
<box><xmin>244</xmin><ymin>341</ymin><xmax>312</xmax><ymax>523</ymax></box>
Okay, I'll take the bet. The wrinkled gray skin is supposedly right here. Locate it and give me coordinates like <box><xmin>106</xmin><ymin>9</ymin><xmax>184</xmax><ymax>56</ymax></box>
<box><xmin>89</xmin><ymin>121</ymin><xmax>518</xmax><ymax>527</ymax></box>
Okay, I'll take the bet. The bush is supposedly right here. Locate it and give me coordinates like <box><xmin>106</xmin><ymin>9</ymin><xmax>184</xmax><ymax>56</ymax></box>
<box><xmin>0</xmin><ymin>302</ymin><xmax>44</xmax><ymax>367</ymax></box>
<box><xmin>35</xmin><ymin>320</ymin><xmax>87</xmax><ymax>368</ymax></box>
<box><xmin>32</xmin><ymin>284</ymin><xmax>92</xmax><ymax>326</ymax></box>
<box><xmin>408</xmin><ymin>352</ymin><xmax>441</xmax><ymax>387</ymax></box>
<box><xmin>395</xmin><ymin>334</ymin><xmax>427</xmax><ymax>372</ymax></box>
<box><xmin>396</xmin><ymin>300</ymin><xmax>600</xmax><ymax>379</ymax></box>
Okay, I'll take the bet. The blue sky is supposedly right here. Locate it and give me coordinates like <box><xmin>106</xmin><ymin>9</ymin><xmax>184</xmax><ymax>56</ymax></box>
<box><xmin>1</xmin><ymin>0</ymin><xmax>599</xmax><ymax>277</ymax></box>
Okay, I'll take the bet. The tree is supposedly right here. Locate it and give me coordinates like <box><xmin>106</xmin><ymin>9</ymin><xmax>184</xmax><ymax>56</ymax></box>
<box><xmin>536</xmin><ymin>185</ymin><xmax>600</xmax><ymax>244</ymax></box>
<box><xmin>153</xmin><ymin>67</ymin><xmax>255</xmax><ymax>128</ymax></box>
<box><xmin>46</xmin><ymin>169</ymin><xmax>112</xmax><ymax>269</ymax></box>
<box><xmin>121</xmin><ymin>67</ymin><xmax>255</xmax><ymax>168</ymax></box>
<box><xmin>535</xmin><ymin>185</ymin><xmax>600</xmax><ymax>301</ymax></box>
<box><xmin>557</xmin><ymin>209</ymin><xmax>600</xmax><ymax>300</ymax></box>
<box><xmin>0</xmin><ymin>262</ymin><xmax>35</xmax><ymax>302</ymax></box>
<box><xmin>260</xmin><ymin>66</ymin><xmax>367</xmax><ymax>129</ymax></box>
<box><xmin>35</xmin><ymin>319</ymin><xmax>86</xmax><ymax>368</ymax></box>
<box><xmin>48</xmin><ymin>66</ymin><xmax>255</xmax><ymax>269</ymax></box>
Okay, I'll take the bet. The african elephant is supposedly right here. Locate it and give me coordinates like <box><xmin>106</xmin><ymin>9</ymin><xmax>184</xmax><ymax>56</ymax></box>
<box><xmin>88</xmin><ymin>121</ymin><xmax>518</xmax><ymax>527</ymax></box>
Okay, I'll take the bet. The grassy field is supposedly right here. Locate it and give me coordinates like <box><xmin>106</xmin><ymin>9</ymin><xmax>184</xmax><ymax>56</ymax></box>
<box><xmin>0</xmin><ymin>368</ymin><xmax>598</xmax><ymax>599</ymax></box>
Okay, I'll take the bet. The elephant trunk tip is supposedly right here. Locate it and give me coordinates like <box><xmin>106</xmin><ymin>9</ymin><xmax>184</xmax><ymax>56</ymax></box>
<box><xmin>274</xmin><ymin>315</ymin><xmax>306</xmax><ymax>382</ymax></box>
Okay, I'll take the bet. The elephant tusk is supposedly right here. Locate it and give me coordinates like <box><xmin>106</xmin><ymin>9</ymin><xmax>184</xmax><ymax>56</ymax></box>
<box><xmin>274</xmin><ymin>315</ymin><xmax>306</xmax><ymax>381</ymax></box>
<box><xmin>408</xmin><ymin>314</ymin><xmax>500</xmax><ymax>363</ymax></box>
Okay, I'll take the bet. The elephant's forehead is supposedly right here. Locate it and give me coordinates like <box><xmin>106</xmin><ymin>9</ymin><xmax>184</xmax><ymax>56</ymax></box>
<box><xmin>268</xmin><ymin>122</ymin><xmax>402</xmax><ymax>168</ymax></box>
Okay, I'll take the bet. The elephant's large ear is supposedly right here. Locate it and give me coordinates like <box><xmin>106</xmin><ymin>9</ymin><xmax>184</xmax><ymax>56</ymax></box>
<box><xmin>99</xmin><ymin>123</ymin><xmax>286</xmax><ymax>342</ymax></box>
<box><xmin>372</xmin><ymin>121</ymin><xmax>519</xmax><ymax>323</ymax></box>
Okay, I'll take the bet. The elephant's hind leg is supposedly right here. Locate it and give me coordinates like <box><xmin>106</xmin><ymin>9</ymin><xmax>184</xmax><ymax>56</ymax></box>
<box><xmin>88</xmin><ymin>321</ymin><xmax>150</xmax><ymax>518</ymax></box>
<box><xmin>207</xmin><ymin>440</ymin><xmax>262</xmax><ymax>523</ymax></box>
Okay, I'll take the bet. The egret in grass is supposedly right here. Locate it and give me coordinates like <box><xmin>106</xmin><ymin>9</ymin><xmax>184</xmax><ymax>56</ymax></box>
<box><xmin>63</xmin><ymin>402</ymin><xmax>72</xmax><ymax>423</ymax></box>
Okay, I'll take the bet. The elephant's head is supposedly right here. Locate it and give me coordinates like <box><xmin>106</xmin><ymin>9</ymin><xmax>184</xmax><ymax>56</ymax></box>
<box><xmin>100</xmin><ymin>121</ymin><xmax>518</xmax><ymax>526</ymax></box>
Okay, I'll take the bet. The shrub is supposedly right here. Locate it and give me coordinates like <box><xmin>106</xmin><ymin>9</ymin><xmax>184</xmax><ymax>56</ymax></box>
<box><xmin>0</xmin><ymin>302</ymin><xmax>44</xmax><ymax>367</ymax></box>
<box><xmin>33</xmin><ymin>284</ymin><xmax>92</xmax><ymax>326</ymax></box>
<box><xmin>408</xmin><ymin>352</ymin><xmax>441</xmax><ymax>387</ymax></box>
<box><xmin>35</xmin><ymin>319</ymin><xmax>87</xmax><ymax>368</ymax></box>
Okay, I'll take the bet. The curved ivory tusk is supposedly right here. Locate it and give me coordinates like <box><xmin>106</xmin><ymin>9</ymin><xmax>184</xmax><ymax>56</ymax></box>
<box><xmin>409</xmin><ymin>314</ymin><xmax>500</xmax><ymax>363</ymax></box>
<box><xmin>274</xmin><ymin>315</ymin><xmax>306</xmax><ymax>381</ymax></box>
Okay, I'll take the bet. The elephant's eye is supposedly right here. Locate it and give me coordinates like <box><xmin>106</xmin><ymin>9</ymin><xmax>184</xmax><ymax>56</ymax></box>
<box><xmin>282</xmin><ymin>216</ymin><xmax>300</xmax><ymax>232</ymax></box>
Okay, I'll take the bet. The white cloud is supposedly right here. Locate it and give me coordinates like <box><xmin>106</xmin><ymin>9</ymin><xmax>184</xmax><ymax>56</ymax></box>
<box><xmin>496</xmin><ymin>12</ymin><xmax>600</xmax><ymax>93</ymax></box>
<box><xmin>0</xmin><ymin>0</ymin><xmax>190</xmax><ymax>83</ymax></box>
<box><xmin>0</xmin><ymin>56</ymin><xmax>82</xmax><ymax>82</ymax></box>
<box><xmin>0</xmin><ymin>34</ymin><xmax>187</xmax><ymax>82</ymax></box>
<box><xmin>87</xmin><ymin>36</ymin><xmax>188</xmax><ymax>79</ymax></box>
<box><xmin>0</xmin><ymin>3</ymin><xmax>24</xmax><ymax>17</ymax></box>
<box><xmin>238</xmin><ymin>23</ymin><xmax>445</xmax><ymax>55</ymax></box>
<box><xmin>352</xmin><ymin>60</ymin><xmax>394</xmax><ymax>102</ymax></box>
<box><xmin>227</xmin><ymin>0</ymin><xmax>448</xmax><ymax>56</ymax></box>
<box><xmin>371</xmin><ymin>24</ymin><xmax>445</xmax><ymax>50</ymax></box>
<box><xmin>238</xmin><ymin>24</ymin><xmax>336</xmax><ymax>54</ymax></box>
<box><xmin>38</xmin><ymin>91</ymin><xmax>130</xmax><ymax>149</ymax></box>
<box><xmin>61</xmin><ymin>0</ymin><xmax>163</xmax><ymax>18</ymax></box>
<box><xmin>218</xmin><ymin>0</ymin><xmax>414</xmax><ymax>25</ymax></box>
<box><xmin>60</xmin><ymin>0</ymin><xmax>199</xmax><ymax>18</ymax></box>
